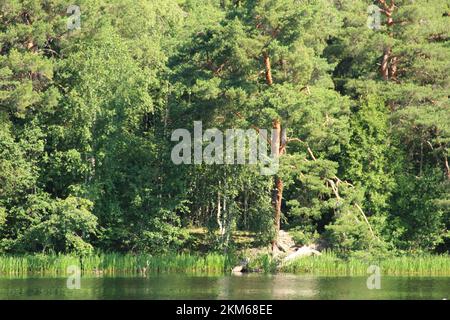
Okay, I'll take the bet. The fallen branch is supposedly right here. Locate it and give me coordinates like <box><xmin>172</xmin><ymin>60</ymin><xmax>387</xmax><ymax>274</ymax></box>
<box><xmin>355</xmin><ymin>203</ymin><xmax>377</xmax><ymax>240</ymax></box>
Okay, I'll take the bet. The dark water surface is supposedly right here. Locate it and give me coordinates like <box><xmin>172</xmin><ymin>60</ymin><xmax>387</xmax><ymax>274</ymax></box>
<box><xmin>0</xmin><ymin>274</ymin><xmax>449</xmax><ymax>299</ymax></box>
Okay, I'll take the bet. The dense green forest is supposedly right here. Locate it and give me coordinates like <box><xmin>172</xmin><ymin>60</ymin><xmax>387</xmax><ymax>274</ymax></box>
<box><xmin>0</xmin><ymin>0</ymin><xmax>449</xmax><ymax>260</ymax></box>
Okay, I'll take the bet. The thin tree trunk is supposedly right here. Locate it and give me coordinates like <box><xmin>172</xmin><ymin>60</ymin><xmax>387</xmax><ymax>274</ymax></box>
<box><xmin>420</xmin><ymin>139</ymin><xmax>424</xmax><ymax>176</ymax></box>
<box><xmin>244</xmin><ymin>191</ymin><xmax>248</xmax><ymax>229</ymax></box>
<box><xmin>223</xmin><ymin>194</ymin><xmax>231</xmax><ymax>250</ymax></box>
<box><xmin>217</xmin><ymin>191</ymin><xmax>223</xmax><ymax>236</ymax></box>
<box><xmin>444</xmin><ymin>156</ymin><xmax>450</xmax><ymax>180</ymax></box>
<box><xmin>271</xmin><ymin>119</ymin><xmax>282</xmax><ymax>251</ymax></box>
<box><xmin>437</xmin><ymin>141</ymin><xmax>450</xmax><ymax>180</ymax></box>
<box><xmin>381</xmin><ymin>47</ymin><xmax>391</xmax><ymax>80</ymax></box>
<box><xmin>389</xmin><ymin>55</ymin><xmax>398</xmax><ymax>80</ymax></box>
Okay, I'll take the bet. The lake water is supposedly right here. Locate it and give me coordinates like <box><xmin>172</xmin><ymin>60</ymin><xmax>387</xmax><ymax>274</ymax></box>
<box><xmin>0</xmin><ymin>274</ymin><xmax>449</xmax><ymax>300</ymax></box>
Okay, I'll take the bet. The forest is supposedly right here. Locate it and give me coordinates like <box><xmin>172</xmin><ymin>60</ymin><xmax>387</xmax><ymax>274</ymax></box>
<box><xmin>0</xmin><ymin>0</ymin><xmax>449</xmax><ymax>270</ymax></box>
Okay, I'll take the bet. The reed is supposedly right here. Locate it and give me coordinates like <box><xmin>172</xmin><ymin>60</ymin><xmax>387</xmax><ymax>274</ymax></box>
<box><xmin>0</xmin><ymin>252</ymin><xmax>231</xmax><ymax>276</ymax></box>
<box><xmin>279</xmin><ymin>251</ymin><xmax>450</xmax><ymax>275</ymax></box>
<box><xmin>1</xmin><ymin>251</ymin><xmax>449</xmax><ymax>276</ymax></box>
<box><xmin>0</xmin><ymin>254</ymin><xmax>80</xmax><ymax>275</ymax></box>
<box><xmin>248</xmin><ymin>253</ymin><xmax>278</xmax><ymax>273</ymax></box>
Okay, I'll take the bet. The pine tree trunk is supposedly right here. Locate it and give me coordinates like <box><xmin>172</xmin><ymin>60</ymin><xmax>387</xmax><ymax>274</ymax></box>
<box><xmin>274</xmin><ymin>177</ymin><xmax>283</xmax><ymax>234</ymax></box>
<box><xmin>263</xmin><ymin>52</ymin><xmax>273</xmax><ymax>86</ymax></box>
<box><xmin>271</xmin><ymin>119</ymin><xmax>282</xmax><ymax>251</ymax></box>
<box><xmin>379</xmin><ymin>0</ymin><xmax>396</xmax><ymax>81</ymax></box>
<box><xmin>263</xmin><ymin>52</ymin><xmax>283</xmax><ymax>251</ymax></box>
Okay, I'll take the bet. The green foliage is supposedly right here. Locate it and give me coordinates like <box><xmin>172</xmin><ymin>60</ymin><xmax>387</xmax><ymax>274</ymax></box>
<box><xmin>326</xmin><ymin>0</ymin><xmax>450</xmax><ymax>253</ymax></box>
<box><xmin>342</xmin><ymin>95</ymin><xmax>395</xmax><ymax>216</ymax></box>
<box><xmin>288</xmin><ymin>228</ymin><xmax>320</xmax><ymax>246</ymax></box>
<box><xmin>0</xmin><ymin>0</ymin><xmax>448</xmax><ymax>257</ymax></box>
<box><xmin>325</xmin><ymin>210</ymin><xmax>386</xmax><ymax>254</ymax></box>
<box><xmin>0</xmin><ymin>121</ymin><xmax>36</xmax><ymax>200</ymax></box>
<box><xmin>247</xmin><ymin>253</ymin><xmax>278</xmax><ymax>273</ymax></box>
<box><xmin>389</xmin><ymin>168</ymin><xmax>449</xmax><ymax>251</ymax></box>
<box><xmin>5</xmin><ymin>194</ymin><xmax>98</xmax><ymax>254</ymax></box>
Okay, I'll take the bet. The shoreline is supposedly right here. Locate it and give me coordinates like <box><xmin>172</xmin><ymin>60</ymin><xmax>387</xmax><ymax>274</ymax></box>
<box><xmin>1</xmin><ymin>252</ymin><xmax>449</xmax><ymax>277</ymax></box>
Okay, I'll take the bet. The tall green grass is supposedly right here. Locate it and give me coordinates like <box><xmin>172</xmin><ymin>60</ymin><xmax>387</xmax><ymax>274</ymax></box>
<box><xmin>279</xmin><ymin>251</ymin><xmax>450</xmax><ymax>275</ymax></box>
<box><xmin>248</xmin><ymin>253</ymin><xmax>278</xmax><ymax>273</ymax></box>
<box><xmin>0</xmin><ymin>254</ymin><xmax>80</xmax><ymax>275</ymax></box>
<box><xmin>1</xmin><ymin>251</ymin><xmax>449</xmax><ymax>276</ymax></box>
<box><xmin>0</xmin><ymin>253</ymin><xmax>233</xmax><ymax>276</ymax></box>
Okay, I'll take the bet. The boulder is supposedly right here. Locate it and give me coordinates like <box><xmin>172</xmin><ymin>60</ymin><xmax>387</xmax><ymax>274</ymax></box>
<box><xmin>283</xmin><ymin>245</ymin><xmax>321</xmax><ymax>263</ymax></box>
<box><xmin>277</xmin><ymin>230</ymin><xmax>296</xmax><ymax>251</ymax></box>
<box><xmin>231</xmin><ymin>257</ymin><xmax>250</xmax><ymax>273</ymax></box>
<box><xmin>232</xmin><ymin>265</ymin><xmax>244</xmax><ymax>273</ymax></box>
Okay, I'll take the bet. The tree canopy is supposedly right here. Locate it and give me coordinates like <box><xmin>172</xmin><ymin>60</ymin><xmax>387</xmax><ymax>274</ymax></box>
<box><xmin>0</xmin><ymin>0</ymin><xmax>448</xmax><ymax>256</ymax></box>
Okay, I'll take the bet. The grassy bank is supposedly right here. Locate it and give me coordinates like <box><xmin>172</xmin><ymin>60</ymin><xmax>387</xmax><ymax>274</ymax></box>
<box><xmin>0</xmin><ymin>253</ymin><xmax>232</xmax><ymax>276</ymax></box>
<box><xmin>279</xmin><ymin>251</ymin><xmax>450</xmax><ymax>276</ymax></box>
<box><xmin>1</xmin><ymin>251</ymin><xmax>449</xmax><ymax>276</ymax></box>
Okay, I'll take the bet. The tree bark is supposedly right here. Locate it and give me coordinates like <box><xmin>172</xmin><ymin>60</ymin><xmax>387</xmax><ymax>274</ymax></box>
<box><xmin>378</xmin><ymin>0</ymin><xmax>396</xmax><ymax>81</ymax></box>
<box><xmin>263</xmin><ymin>52</ymin><xmax>273</xmax><ymax>86</ymax></box>
<box><xmin>271</xmin><ymin>119</ymin><xmax>283</xmax><ymax>251</ymax></box>
<box><xmin>444</xmin><ymin>156</ymin><xmax>450</xmax><ymax>180</ymax></box>
<box><xmin>217</xmin><ymin>190</ymin><xmax>223</xmax><ymax>236</ymax></box>
<box><xmin>274</xmin><ymin>178</ymin><xmax>283</xmax><ymax>235</ymax></box>
<box><xmin>263</xmin><ymin>51</ymin><xmax>283</xmax><ymax>251</ymax></box>
<box><xmin>381</xmin><ymin>47</ymin><xmax>391</xmax><ymax>80</ymax></box>
<box><xmin>389</xmin><ymin>55</ymin><xmax>398</xmax><ymax>81</ymax></box>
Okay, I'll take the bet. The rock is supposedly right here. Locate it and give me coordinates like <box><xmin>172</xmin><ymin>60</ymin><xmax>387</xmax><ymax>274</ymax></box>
<box><xmin>232</xmin><ymin>257</ymin><xmax>250</xmax><ymax>273</ymax></box>
<box><xmin>277</xmin><ymin>230</ymin><xmax>296</xmax><ymax>251</ymax></box>
<box><xmin>283</xmin><ymin>245</ymin><xmax>321</xmax><ymax>263</ymax></box>
<box><xmin>277</xmin><ymin>241</ymin><xmax>291</xmax><ymax>253</ymax></box>
<box><xmin>232</xmin><ymin>265</ymin><xmax>244</xmax><ymax>273</ymax></box>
